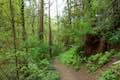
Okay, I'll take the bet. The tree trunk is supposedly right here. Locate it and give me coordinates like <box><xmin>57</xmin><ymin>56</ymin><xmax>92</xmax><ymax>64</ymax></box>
<box><xmin>56</xmin><ymin>0</ymin><xmax>59</xmax><ymax>27</ymax></box>
<box><xmin>48</xmin><ymin>0</ymin><xmax>52</xmax><ymax>57</ymax></box>
<box><xmin>67</xmin><ymin>0</ymin><xmax>71</xmax><ymax>24</ymax></box>
<box><xmin>39</xmin><ymin>0</ymin><xmax>44</xmax><ymax>40</ymax></box>
<box><xmin>9</xmin><ymin>0</ymin><xmax>19</xmax><ymax>80</ymax></box>
<box><xmin>21</xmin><ymin>0</ymin><xmax>26</xmax><ymax>41</ymax></box>
<box><xmin>30</xmin><ymin>0</ymin><xmax>35</xmax><ymax>35</ymax></box>
<box><xmin>31</xmin><ymin>16</ymin><xmax>35</xmax><ymax>35</ymax></box>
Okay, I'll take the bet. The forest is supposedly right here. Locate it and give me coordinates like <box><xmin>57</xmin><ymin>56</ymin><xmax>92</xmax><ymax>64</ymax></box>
<box><xmin>0</xmin><ymin>0</ymin><xmax>120</xmax><ymax>80</ymax></box>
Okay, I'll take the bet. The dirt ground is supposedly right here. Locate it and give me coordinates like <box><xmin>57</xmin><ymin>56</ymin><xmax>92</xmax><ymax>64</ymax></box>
<box><xmin>53</xmin><ymin>59</ymin><xmax>99</xmax><ymax>80</ymax></box>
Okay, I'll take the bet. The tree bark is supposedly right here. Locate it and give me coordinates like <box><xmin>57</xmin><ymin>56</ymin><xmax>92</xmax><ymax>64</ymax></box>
<box><xmin>30</xmin><ymin>0</ymin><xmax>35</xmax><ymax>35</ymax></box>
<box><xmin>31</xmin><ymin>16</ymin><xmax>35</xmax><ymax>35</ymax></box>
<box><xmin>9</xmin><ymin>0</ymin><xmax>19</xmax><ymax>80</ymax></box>
<box><xmin>21</xmin><ymin>0</ymin><xmax>26</xmax><ymax>41</ymax></box>
<box><xmin>48</xmin><ymin>0</ymin><xmax>52</xmax><ymax>57</ymax></box>
<box><xmin>39</xmin><ymin>0</ymin><xmax>44</xmax><ymax>40</ymax></box>
<box><xmin>67</xmin><ymin>0</ymin><xmax>71</xmax><ymax>24</ymax></box>
<box><xmin>56</xmin><ymin>0</ymin><xmax>59</xmax><ymax>27</ymax></box>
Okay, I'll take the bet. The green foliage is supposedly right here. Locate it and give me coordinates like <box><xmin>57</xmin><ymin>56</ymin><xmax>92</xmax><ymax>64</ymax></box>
<box><xmin>1</xmin><ymin>0</ymin><xmax>120</xmax><ymax>79</ymax></box>
<box><xmin>73</xmin><ymin>19</ymin><xmax>94</xmax><ymax>37</ymax></box>
<box><xmin>112</xmin><ymin>61</ymin><xmax>120</xmax><ymax>77</ymax></box>
<box><xmin>105</xmin><ymin>29</ymin><xmax>120</xmax><ymax>44</ymax></box>
<box><xmin>59</xmin><ymin>48</ymin><xmax>81</xmax><ymax>69</ymax></box>
<box><xmin>97</xmin><ymin>61</ymin><xmax>120</xmax><ymax>80</ymax></box>
<box><xmin>21</xmin><ymin>36</ymin><xmax>61</xmax><ymax>59</ymax></box>
<box><xmin>19</xmin><ymin>59</ymin><xmax>59</xmax><ymax>80</ymax></box>
<box><xmin>42</xmin><ymin>71</ymin><xmax>59</xmax><ymax>80</ymax></box>
<box><xmin>21</xmin><ymin>36</ymin><xmax>40</xmax><ymax>49</ymax></box>
<box><xmin>95</xmin><ymin>17</ymin><xmax>113</xmax><ymax>35</ymax></box>
<box><xmin>94</xmin><ymin>17</ymin><xmax>120</xmax><ymax>44</ymax></box>
<box><xmin>86</xmin><ymin>53</ymin><xmax>102</xmax><ymax>72</ymax></box>
<box><xmin>3</xmin><ymin>50</ymin><xmax>60</xmax><ymax>80</ymax></box>
<box><xmin>92</xmin><ymin>0</ymin><xmax>120</xmax><ymax>45</ymax></box>
<box><xmin>98</xmin><ymin>69</ymin><xmax>118</xmax><ymax>80</ymax></box>
<box><xmin>59</xmin><ymin>17</ymin><xmax>94</xmax><ymax>48</ymax></box>
<box><xmin>86</xmin><ymin>50</ymin><xmax>116</xmax><ymax>72</ymax></box>
<box><xmin>114</xmin><ymin>52</ymin><xmax>120</xmax><ymax>60</ymax></box>
<box><xmin>91</xmin><ymin>0</ymin><xmax>112</xmax><ymax>14</ymax></box>
<box><xmin>0</xmin><ymin>36</ymin><xmax>60</xmax><ymax>80</ymax></box>
<box><xmin>72</xmin><ymin>18</ymin><xmax>94</xmax><ymax>47</ymax></box>
<box><xmin>18</xmin><ymin>37</ymin><xmax>60</xmax><ymax>80</ymax></box>
<box><xmin>30</xmin><ymin>43</ymin><xmax>49</xmax><ymax>60</ymax></box>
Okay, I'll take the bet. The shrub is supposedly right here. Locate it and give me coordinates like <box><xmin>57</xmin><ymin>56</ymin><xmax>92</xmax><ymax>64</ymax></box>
<box><xmin>97</xmin><ymin>60</ymin><xmax>120</xmax><ymax>80</ymax></box>
<box><xmin>86</xmin><ymin>50</ymin><xmax>117</xmax><ymax>72</ymax></box>
<box><xmin>105</xmin><ymin>29</ymin><xmax>120</xmax><ymax>44</ymax></box>
<box><xmin>0</xmin><ymin>37</ymin><xmax>60</xmax><ymax>80</ymax></box>
<box><xmin>112</xmin><ymin>61</ymin><xmax>120</xmax><ymax>77</ymax></box>
<box><xmin>59</xmin><ymin>48</ymin><xmax>81</xmax><ymax>69</ymax></box>
<box><xmin>19</xmin><ymin>55</ymin><xmax>59</xmax><ymax>80</ymax></box>
<box><xmin>98</xmin><ymin>69</ymin><xmax>118</xmax><ymax>80</ymax></box>
<box><xmin>20</xmin><ymin>36</ymin><xmax>61</xmax><ymax>59</ymax></box>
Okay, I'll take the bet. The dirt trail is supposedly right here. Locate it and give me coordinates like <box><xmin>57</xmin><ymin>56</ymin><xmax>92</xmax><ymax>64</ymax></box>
<box><xmin>53</xmin><ymin>59</ymin><xmax>97</xmax><ymax>80</ymax></box>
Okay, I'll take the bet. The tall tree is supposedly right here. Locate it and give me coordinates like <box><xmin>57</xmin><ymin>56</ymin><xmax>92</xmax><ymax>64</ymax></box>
<box><xmin>48</xmin><ymin>0</ymin><xmax>52</xmax><ymax>57</ymax></box>
<box><xmin>9</xmin><ymin>0</ymin><xmax>19</xmax><ymax>80</ymax></box>
<box><xmin>21</xmin><ymin>0</ymin><xmax>26</xmax><ymax>41</ymax></box>
<box><xmin>56</xmin><ymin>0</ymin><xmax>59</xmax><ymax>27</ymax></box>
<box><xmin>29</xmin><ymin>0</ymin><xmax>36</xmax><ymax>35</ymax></box>
<box><xmin>67</xmin><ymin>0</ymin><xmax>71</xmax><ymax>24</ymax></box>
<box><xmin>39</xmin><ymin>0</ymin><xmax>44</xmax><ymax>40</ymax></box>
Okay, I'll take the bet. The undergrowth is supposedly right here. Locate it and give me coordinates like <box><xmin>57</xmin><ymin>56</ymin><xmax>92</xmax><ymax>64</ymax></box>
<box><xmin>98</xmin><ymin>69</ymin><xmax>119</xmax><ymax>80</ymax></box>
<box><xmin>0</xmin><ymin>37</ymin><xmax>60</xmax><ymax>80</ymax></box>
<box><xmin>58</xmin><ymin>48</ymin><xmax>82</xmax><ymax>70</ymax></box>
<box><xmin>97</xmin><ymin>61</ymin><xmax>120</xmax><ymax>80</ymax></box>
<box><xmin>86</xmin><ymin>49</ymin><xmax>117</xmax><ymax>72</ymax></box>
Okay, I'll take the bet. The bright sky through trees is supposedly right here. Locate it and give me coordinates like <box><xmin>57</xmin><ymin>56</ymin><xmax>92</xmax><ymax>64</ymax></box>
<box><xmin>25</xmin><ymin>0</ymin><xmax>66</xmax><ymax>18</ymax></box>
<box><xmin>49</xmin><ymin>0</ymin><xmax>66</xmax><ymax>18</ymax></box>
<box><xmin>44</xmin><ymin>0</ymin><xmax>66</xmax><ymax>18</ymax></box>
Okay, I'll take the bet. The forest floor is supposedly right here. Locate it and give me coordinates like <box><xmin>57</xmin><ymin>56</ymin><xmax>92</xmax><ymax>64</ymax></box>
<box><xmin>53</xmin><ymin>58</ymin><xmax>116</xmax><ymax>80</ymax></box>
<box><xmin>53</xmin><ymin>59</ymin><xmax>97</xmax><ymax>80</ymax></box>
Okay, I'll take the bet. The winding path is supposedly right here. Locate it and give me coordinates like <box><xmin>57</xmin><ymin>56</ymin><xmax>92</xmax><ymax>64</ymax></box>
<box><xmin>53</xmin><ymin>59</ymin><xmax>97</xmax><ymax>80</ymax></box>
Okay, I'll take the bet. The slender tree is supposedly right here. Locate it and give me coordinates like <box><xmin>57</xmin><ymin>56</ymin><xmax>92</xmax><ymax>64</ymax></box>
<box><xmin>9</xmin><ymin>0</ymin><xmax>19</xmax><ymax>80</ymax></box>
<box><xmin>21</xmin><ymin>0</ymin><xmax>26</xmax><ymax>41</ymax></box>
<box><xmin>39</xmin><ymin>0</ymin><xmax>44</xmax><ymax>40</ymax></box>
<box><xmin>30</xmin><ymin>0</ymin><xmax>35</xmax><ymax>35</ymax></box>
<box><xmin>55</xmin><ymin>0</ymin><xmax>60</xmax><ymax>46</ymax></box>
<box><xmin>67</xmin><ymin>0</ymin><xmax>71</xmax><ymax>24</ymax></box>
<box><xmin>56</xmin><ymin>0</ymin><xmax>59</xmax><ymax>27</ymax></box>
<box><xmin>31</xmin><ymin>16</ymin><xmax>35</xmax><ymax>35</ymax></box>
<box><xmin>48</xmin><ymin>0</ymin><xmax>52</xmax><ymax>57</ymax></box>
